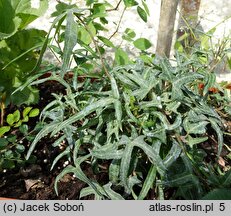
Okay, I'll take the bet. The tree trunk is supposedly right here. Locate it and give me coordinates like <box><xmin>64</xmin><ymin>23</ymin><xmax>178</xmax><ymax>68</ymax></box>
<box><xmin>176</xmin><ymin>0</ymin><xmax>202</xmax><ymax>49</ymax></box>
<box><xmin>156</xmin><ymin>0</ymin><xmax>179</xmax><ymax>58</ymax></box>
<box><xmin>178</xmin><ymin>0</ymin><xmax>201</xmax><ymax>29</ymax></box>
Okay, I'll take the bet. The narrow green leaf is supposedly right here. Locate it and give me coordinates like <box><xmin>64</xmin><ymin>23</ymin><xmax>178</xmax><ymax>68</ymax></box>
<box><xmin>51</xmin><ymin>97</ymin><xmax>115</xmax><ymax>136</ymax></box>
<box><xmin>163</xmin><ymin>140</ymin><xmax>182</xmax><ymax>167</ymax></box>
<box><xmin>138</xmin><ymin>165</ymin><xmax>156</xmax><ymax>200</ymax></box>
<box><xmin>120</xmin><ymin>137</ymin><xmax>134</xmax><ymax>192</ymax></box>
<box><xmin>55</xmin><ymin>164</ymin><xmax>103</xmax><ymax>197</ymax></box>
<box><xmin>134</xmin><ymin>136</ymin><xmax>166</xmax><ymax>176</ymax></box>
<box><xmin>142</xmin><ymin>0</ymin><xmax>150</xmax><ymax>16</ymax></box>
<box><xmin>51</xmin><ymin>146</ymin><xmax>70</xmax><ymax>170</ymax></box>
<box><xmin>203</xmin><ymin>72</ymin><xmax>216</xmax><ymax>96</ymax></box>
<box><xmin>26</xmin><ymin>123</ymin><xmax>58</xmax><ymax>160</ymax></box>
<box><xmin>104</xmin><ymin>183</ymin><xmax>125</xmax><ymax>200</ymax></box>
<box><xmin>109</xmin><ymin>159</ymin><xmax>121</xmax><ymax>184</ymax></box>
<box><xmin>137</xmin><ymin>6</ymin><xmax>147</xmax><ymax>22</ymax></box>
<box><xmin>110</xmin><ymin>76</ymin><xmax>120</xmax><ymax>99</ymax></box>
<box><xmin>209</xmin><ymin>118</ymin><xmax>223</xmax><ymax>156</ymax></box>
<box><xmin>98</xmin><ymin>36</ymin><xmax>115</xmax><ymax>47</ymax></box>
<box><xmin>91</xmin><ymin>145</ymin><xmax>123</xmax><ymax>159</ymax></box>
<box><xmin>61</xmin><ymin>10</ymin><xmax>78</xmax><ymax>76</ymax></box>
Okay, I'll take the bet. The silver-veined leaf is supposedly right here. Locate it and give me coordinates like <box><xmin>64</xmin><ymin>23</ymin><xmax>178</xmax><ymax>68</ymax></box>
<box><xmin>61</xmin><ymin>10</ymin><xmax>78</xmax><ymax>76</ymax></box>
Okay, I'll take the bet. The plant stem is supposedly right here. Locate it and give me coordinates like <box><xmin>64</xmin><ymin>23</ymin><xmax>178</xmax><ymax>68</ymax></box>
<box><xmin>106</xmin><ymin>0</ymin><xmax>122</xmax><ymax>12</ymax></box>
<box><xmin>75</xmin><ymin>15</ymin><xmax>111</xmax><ymax>79</ymax></box>
<box><xmin>109</xmin><ymin>7</ymin><xmax>126</xmax><ymax>40</ymax></box>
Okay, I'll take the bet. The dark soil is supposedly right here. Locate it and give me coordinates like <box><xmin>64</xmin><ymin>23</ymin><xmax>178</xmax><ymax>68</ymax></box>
<box><xmin>0</xmin><ymin>81</ymin><xmax>103</xmax><ymax>200</ymax></box>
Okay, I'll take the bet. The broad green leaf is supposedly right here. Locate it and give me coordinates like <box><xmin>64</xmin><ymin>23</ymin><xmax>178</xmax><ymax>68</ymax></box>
<box><xmin>133</xmin><ymin>38</ymin><xmax>152</xmax><ymax>50</ymax></box>
<box><xmin>13</xmin><ymin>110</ymin><xmax>20</xmax><ymax>122</ymax></box>
<box><xmin>114</xmin><ymin>48</ymin><xmax>131</xmax><ymax>65</ymax></box>
<box><xmin>86</xmin><ymin>0</ymin><xmax>94</xmax><ymax>6</ymax></box>
<box><xmin>14</xmin><ymin>120</ymin><xmax>22</xmax><ymax>127</ymax></box>
<box><xmin>122</xmin><ymin>28</ymin><xmax>136</xmax><ymax>42</ymax></box>
<box><xmin>137</xmin><ymin>6</ymin><xmax>147</xmax><ymax>22</ymax></box>
<box><xmin>61</xmin><ymin>10</ymin><xmax>78</xmax><ymax>76</ymax></box>
<box><xmin>78</xmin><ymin>22</ymin><xmax>96</xmax><ymax>45</ymax></box>
<box><xmin>0</xmin><ymin>0</ymin><xmax>21</xmax><ymax>39</ymax></box>
<box><xmin>123</xmin><ymin>0</ymin><xmax>138</xmax><ymax>7</ymax></box>
<box><xmin>23</xmin><ymin>107</ymin><xmax>32</xmax><ymax>118</ymax></box>
<box><xmin>138</xmin><ymin>165</ymin><xmax>156</xmax><ymax>200</ymax></box>
<box><xmin>0</xmin><ymin>138</ymin><xmax>8</xmax><ymax>147</ymax></box>
<box><xmin>92</xmin><ymin>3</ymin><xmax>106</xmax><ymax>18</ymax></box>
<box><xmin>15</xmin><ymin>144</ymin><xmax>25</xmax><ymax>153</ymax></box>
<box><xmin>28</xmin><ymin>108</ymin><xmax>40</xmax><ymax>117</ymax></box>
<box><xmin>19</xmin><ymin>124</ymin><xmax>28</xmax><ymax>134</ymax></box>
<box><xmin>6</xmin><ymin>114</ymin><xmax>15</xmax><ymax>126</ymax></box>
<box><xmin>12</xmin><ymin>0</ymin><xmax>48</xmax><ymax>17</ymax></box>
<box><xmin>0</xmin><ymin>126</ymin><xmax>11</xmax><ymax>137</ymax></box>
<box><xmin>13</xmin><ymin>0</ymin><xmax>48</xmax><ymax>29</ymax></box>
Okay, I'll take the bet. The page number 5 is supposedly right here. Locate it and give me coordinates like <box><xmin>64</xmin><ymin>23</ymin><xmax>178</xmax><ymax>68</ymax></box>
<box><xmin>219</xmin><ymin>203</ymin><xmax>225</xmax><ymax>211</ymax></box>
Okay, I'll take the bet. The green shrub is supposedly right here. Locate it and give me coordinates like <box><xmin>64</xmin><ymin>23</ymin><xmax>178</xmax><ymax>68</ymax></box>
<box><xmin>17</xmin><ymin>0</ymin><xmax>230</xmax><ymax>200</ymax></box>
<box><xmin>0</xmin><ymin>107</ymin><xmax>40</xmax><ymax>170</ymax></box>
<box><xmin>25</xmin><ymin>53</ymin><xmax>230</xmax><ymax>199</ymax></box>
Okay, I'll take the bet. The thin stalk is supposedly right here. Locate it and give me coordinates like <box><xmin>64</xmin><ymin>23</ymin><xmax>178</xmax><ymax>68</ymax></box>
<box><xmin>106</xmin><ymin>0</ymin><xmax>122</xmax><ymax>12</ymax></box>
<box><xmin>75</xmin><ymin>15</ymin><xmax>111</xmax><ymax>79</ymax></box>
<box><xmin>109</xmin><ymin>7</ymin><xmax>126</xmax><ymax>40</ymax></box>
